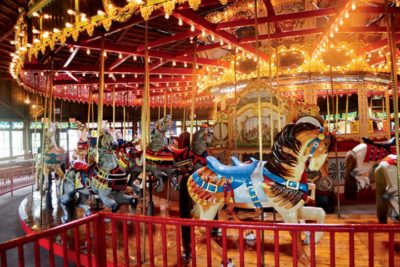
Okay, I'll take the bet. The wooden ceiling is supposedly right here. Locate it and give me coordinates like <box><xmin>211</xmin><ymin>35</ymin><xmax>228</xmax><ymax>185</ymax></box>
<box><xmin>0</xmin><ymin>0</ymin><xmax>29</xmax><ymax>79</ymax></box>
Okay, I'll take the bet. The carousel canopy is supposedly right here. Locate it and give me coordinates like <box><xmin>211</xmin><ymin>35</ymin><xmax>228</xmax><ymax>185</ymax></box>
<box><xmin>4</xmin><ymin>0</ymin><xmax>400</xmax><ymax>108</ymax></box>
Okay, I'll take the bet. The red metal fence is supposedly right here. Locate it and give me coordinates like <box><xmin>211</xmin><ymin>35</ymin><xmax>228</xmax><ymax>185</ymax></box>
<box><xmin>0</xmin><ymin>154</ymin><xmax>35</xmax><ymax>196</ymax></box>
<box><xmin>1</xmin><ymin>212</ymin><xmax>399</xmax><ymax>267</ymax></box>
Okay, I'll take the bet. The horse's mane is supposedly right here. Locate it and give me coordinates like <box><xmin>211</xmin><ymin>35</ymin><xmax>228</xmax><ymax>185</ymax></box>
<box><xmin>265</xmin><ymin>122</ymin><xmax>319</xmax><ymax>178</ymax></box>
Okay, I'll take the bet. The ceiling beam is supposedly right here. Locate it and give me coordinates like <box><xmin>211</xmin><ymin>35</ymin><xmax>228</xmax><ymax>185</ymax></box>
<box><xmin>239</xmin><ymin>26</ymin><xmax>397</xmax><ymax>42</ymax></box>
<box><xmin>109</xmin><ymin>54</ymin><xmax>131</xmax><ymax>71</ymax></box>
<box><xmin>136</xmin><ymin>30</ymin><xmax>200</xmax><ymax>52</ymax></box>
<box><xmin>173</xmin><ymin>9</ymin><xmax>270</xmax><ymax>62</ymax></box>
<box><xmin>150</xmin><ymin>59</ymin><xmax>169</xmax><ymax>70</ymax></box>
<box><xmin>65</xmin><ymin>71</ymin><xmax>80</xmax><ymax>82</ymax></box>
<box><xmin>364</xmin><ymin>34</ymin><xmax>400</xmax><ymax>53</ymax></box>
<box><xmin>0</xmin><ymin>23</ymin><xmax>15</xmax><ymax>43</ymax></box>
<box><xmin>23</xmin><ymin>64</ymin><xmax>205</xmax><ymax>76</ymax></box>
<box><xmin>81</xmin><ymin>10</ymin><xmax>164</xmax><ymax>44</ymax></box>
<box><xmin>70</xmin><ymin>40</ymin><xmax>229</xmax><ymax>67</ymax></box>
<box><xmin>216</xmin><ymin>7</ymin><xmax>337</xmax><ymax>30</ymax></box>
<box><xmin>263</xmin><ymin>0</ymin><xmax>281</xmax><ymax>33</ymax></box>
<box><xmin>63</xmin><ymin>48</ymin><xmax>80</xmax><ymax>68</ymax></box>
<box><xmin>54</xmin><ymin>76</ymin><xmax>194</xmax><ymax>86</ymax></box>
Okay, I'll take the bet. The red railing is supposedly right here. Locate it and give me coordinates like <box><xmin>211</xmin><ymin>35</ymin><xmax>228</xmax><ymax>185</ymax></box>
<box><xmin>1</xmin><ymin>212</ymin><xmax>399</xmax><ymax>267</ymax></box>
<box><xmin>0</xmin><ymin>154</ymin><xmax>35</xmax><ymax>196</ymax></box>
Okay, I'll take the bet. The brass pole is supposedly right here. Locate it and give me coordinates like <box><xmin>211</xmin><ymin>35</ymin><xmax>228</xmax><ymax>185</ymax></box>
<box><xmin>112</xmin><ymin>87</ymin><xmax>115</xmax><ymax>129</ymax></box>
<box><xmin>96</xmin><ymin>35</ymin><xmax>105</xmax><ymax>161</ymax></box>
<box><xmin>385</xmin><ymin>0</ymin><xmax>400</xmax><ymax>215</ymax></box>
<box><xmin>190</xmin><ymin>37</ymin><xmax>197</xmax><ymax>143</ymax></box>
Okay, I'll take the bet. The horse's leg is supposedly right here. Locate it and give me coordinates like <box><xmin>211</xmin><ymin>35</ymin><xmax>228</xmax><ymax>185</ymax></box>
<box><xmin>299</xmin><ymin>206</ymin><xmax>326</xmax><ymax>244</ymax></box>
<box><xmin>381</xmin><ymin>166</ymin><xmax>399</xmax><ymax>218</ymax></box>
<box><xmin>60</xmin><ymin>176</ymin><xmax>77</xmax><ymax>223</ymax></box>
<box><xmin>77</xmin><ymin>193</ymin><xmax>92</xmax><ymax>217</ymax></box>
<box><xmin>110</xmin><ymin>191</ymin><xmax>137</xmax><ymax>212</ymax></box>
<box><xmin>344</xmin><ymin>151</ymin><xmax>358</xmax><ymax>200</ymax></box>
<box><xmin>279</xmin><ymin>210</ymin><xmax>310</xmax><ymax>266</ymax></box>
<box><xmin>97</xmin><ymin>188</ymin><xmax>119</xmax><ymax>212</ymax></box>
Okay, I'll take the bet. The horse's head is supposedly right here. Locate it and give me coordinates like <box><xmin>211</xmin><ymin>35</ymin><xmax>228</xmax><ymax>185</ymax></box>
<box><xmin>99</xmin><ymin>130</ymin><xmax>118</xmax><ymax>151</ymax></box>
<box><xmin>294</xmin><ymin>123</ymin><xmax>331</xmax><ymax>171</ymax></box>
<box><xmin>266</xmin><ymin>121</ymin><xmax>331</xmax><ymax>179</ymax></box>
<box><xmin>156</xmin><ymin>115</ymin><xmax>171</xmax><ymax>133</ymax></box>
<box><xmin>192</xmin><ymin>125</ymin><xmax>214</xmax><ymax>154</ymax></box>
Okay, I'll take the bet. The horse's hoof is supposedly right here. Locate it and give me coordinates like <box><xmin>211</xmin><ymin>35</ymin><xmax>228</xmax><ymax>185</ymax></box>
<box><xmin>181</xmin><ymin>251</ymin><xmax>191</xmax><ymax>261</ymax></box>
<box><xmin>61</xmin><ymin>216</ymin><xmax>69</xmax><ymax>224</ymax></box>
<box><xmin>84</xmin><ymin>210</ymin><xmax>92</xmax><ymax>217</ymax></box>
<box><xmin>130</xmin><ymin>198</ymin><xmax>138</xmax><ymax>209</ymax></box>
<box><xmin>304</xmin><ymin>232</ymin><xmax>310</xmax><ymax>245</ymax></box>
<box><xmin>112</xmin><ymin>204</ymin><xmax>119</xmax><ymax>213</ymax></box>
<box><xmin>298</xmin><ymin>253</ymin><xmax>310</xmax><ymax>267</ymax></box>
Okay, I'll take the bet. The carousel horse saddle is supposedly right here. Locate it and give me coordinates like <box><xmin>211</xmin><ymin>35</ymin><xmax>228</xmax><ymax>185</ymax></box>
<box><xmin>169</xmin><ymin>146</ymin><xmax>189</xmax><ymax>157</ymax></box>
<box><xmin>127</xmin><ymin>147</ymin><xmax>143</xmax><ymax>158</ymax></box>
<box><xmin>206</xmin><ymin>156</ymin><xmax>258</xmax><ymax>180</ymax></box>
<box><xmin>73</xmin><ymin>160</ymin><xmax>91</xmax><ymax>172</ymax></box>
<box><xmin>362</xmin><ymin>137</ymin><xmax>395</xmax><ymax>149</ymax></box>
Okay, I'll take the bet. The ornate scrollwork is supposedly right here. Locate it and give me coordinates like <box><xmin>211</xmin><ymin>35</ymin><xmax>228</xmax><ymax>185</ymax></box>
<box><xmin>102</xmin><ymin>0</ymin><xmax>141</xmax><ymax>23</ymax></box>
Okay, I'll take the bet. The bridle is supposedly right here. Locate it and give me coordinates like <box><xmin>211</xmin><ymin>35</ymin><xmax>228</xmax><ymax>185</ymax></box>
<box><xmin>306</xmin><ymin>127</ymin><xmax>330</xmax><ymax>157</ymax></box>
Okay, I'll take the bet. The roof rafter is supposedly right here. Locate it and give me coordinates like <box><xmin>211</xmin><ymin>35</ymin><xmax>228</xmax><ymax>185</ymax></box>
<box><xmin>173</xmin><ymin>9</ymin><xmax>270</xmax><ymax>61</ymax></box>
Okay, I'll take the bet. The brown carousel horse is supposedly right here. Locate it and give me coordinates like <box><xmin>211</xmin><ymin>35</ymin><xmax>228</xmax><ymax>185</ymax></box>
<box><xmin>180</xmin><ymin>121</ymin><xmax>332</xmax><ymax>265</ymax></box>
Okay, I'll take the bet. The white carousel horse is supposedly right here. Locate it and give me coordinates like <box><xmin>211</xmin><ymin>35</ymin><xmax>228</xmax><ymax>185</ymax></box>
<box><xmin>181</xmin><ymin>121</ymin><xmax>331</xmax><ymax>265</ymax></box>
<box><xmin>344</xmin><ymin>137</ymin><xmax>395</xmax><ymax>199</ymax></box>
<box><xmin>374</xmin><ymin>154</ymin><xmax>399</xmax><ymax>224</ymax></box>
<box><xmin>35</xmin><ymin>123</ymin><xmax>65</xmax><ymax>194</ymax></box>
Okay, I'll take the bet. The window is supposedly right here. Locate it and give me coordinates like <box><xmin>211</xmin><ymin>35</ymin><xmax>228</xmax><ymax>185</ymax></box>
<box><xmin>68</xmin><ymin>129</ymin><xmax>79</xmax><ymax>151</ymax></box>
<box><xmin>59</xmin><ymin>132</ymin><xmax>68</xmax><ymax>151</ymax></box>
<box><xmin>0</xmin><ymin>131</ymin><xmax>10</xmax><ymax>158</ymax></box>
<box><xmin>31</xmin><ymin>132</ymin><xmax>41</xmax><ymax>154</ymax></box>
<box><xmin>12</xmin><ymin>131</ymin><xmax>24</xmax><ymax>156</ymax></box>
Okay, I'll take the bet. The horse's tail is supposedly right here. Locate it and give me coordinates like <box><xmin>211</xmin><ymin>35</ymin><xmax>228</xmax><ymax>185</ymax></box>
<box><xmin>375</xmin><ymin>164</ymin><xmax>389</xmax><ymax>224</ymax></box>
<box><xmin>344</xmin><ymin>150</ymin><xmax>358</xmax><ymax>200</ymax></box>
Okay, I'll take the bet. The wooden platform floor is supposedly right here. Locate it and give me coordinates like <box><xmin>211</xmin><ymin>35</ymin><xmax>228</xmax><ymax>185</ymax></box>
<box><xmin>18</xmin><ymin>188</ymin><xmax>400</xmax><ymax>267</ymax></box>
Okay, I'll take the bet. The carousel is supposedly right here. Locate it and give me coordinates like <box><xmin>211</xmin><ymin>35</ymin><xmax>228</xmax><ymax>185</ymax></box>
<box><xmin>2</xmin><ymin>0</ymin><xmax>400</xmax><ymax>266</ymax></box>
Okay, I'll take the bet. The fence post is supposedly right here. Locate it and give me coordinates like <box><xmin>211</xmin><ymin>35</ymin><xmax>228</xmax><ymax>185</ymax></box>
<box><xmin>94</xmin><ymin>213</ymin><xmax>107</xmax><ymax>267</ymax></box>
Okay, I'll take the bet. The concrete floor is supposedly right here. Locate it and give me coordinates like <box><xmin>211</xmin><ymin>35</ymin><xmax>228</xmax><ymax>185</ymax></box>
<box><xmin>0</xmin><ymin>186</ymin><xmax>74</xmax><ymax>267</ymax></box>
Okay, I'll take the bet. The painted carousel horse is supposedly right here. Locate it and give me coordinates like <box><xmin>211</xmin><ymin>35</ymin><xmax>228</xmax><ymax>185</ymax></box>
<box><xmin>180</xmin><ymin>121</ymin><xmax>331</xmax><ymax>265</ymax></box>
<box><xmin>171</xmin><ymin>124</ymin><xmax>215</xmax><ymax>175</ymax></box>
<box><xmin>35</xmin><ymin>123</ymin><xmax>65</xmax><ymax>194</ymax></box>
<box><xmin>72</xmin><ymin>122</ymin><xmax>90</xmax><ymax>162</ymax></box>
<box><xmin>374</xmin><ymin>154</ymin><xmax>399</xmax><ymax>223</ymax></box>
<box><xmin>344</xmin><ymin>137</ymin><xmax>395</xmax><ymax>200</ymax></box>
<box><xmin>145</xmin><ymin>115</ymin><xmax>180</xmax><ymax>192</ymax></box>
<box><xmin>60</xmin><ymin>129</ymin><xmax>137</xmax><ymax>223</ymax></box>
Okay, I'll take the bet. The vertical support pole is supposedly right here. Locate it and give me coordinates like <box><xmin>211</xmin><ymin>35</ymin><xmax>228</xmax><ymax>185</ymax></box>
<box><xmin>385</xmin><ymin>0</ymin><xmax>400</xmax><ymax>212</ymax></box>
<box><xmin>344</xmin><ymin>94</ymin><xmax>349</xmax><ymax>134</ymax></box>
<box><xmin>385</xmin><ymin>90</ymin><xmax>391</xmax><ymax>139</ymax></box>
<box><xmin>112</xmin><ymin>88</ymin><xmax>115</xmax><ymax>129</ymax></box>
<box><xmin>190</xmin><ymin>38</ymin><xmax>197</xmax><ymax>143</ymax></box>
<box><xmin>331</xmin><ymin>67</ymin><xmax>341</xmax><ymax>217</ymax></box>
<box><xmin>233</xmin><ymin>46</ymin><xmax>238</xmax><ymax>156</ymax></box>
<box><xmin>96</xmin><ymin>35</ymin><xmax>105</xmax><ymax>162</ymax></box>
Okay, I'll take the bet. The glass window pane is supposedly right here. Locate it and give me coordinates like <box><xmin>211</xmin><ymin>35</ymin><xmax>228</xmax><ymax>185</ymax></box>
<box><xmin>0</xmin><ymin>121</ymin><xmax>11</xmax><ymax>129</ymax></box>
<box><xmin>31</xmin><ymin>132</ymin><xmax>41</xmax><ymax>154</ymax></box>
<box><xmin>68</xmin><ymin>129</ymin><xmax>79</xmax><ymax>151</ymax></box>
<box><xmin>12</xmin><ymin>122</ymin><xmax>24</xmax><ymax>129</ymax></box>
<box><xmin>12</xmin><ymin>131</ymin><xmax>24</xmax><ymax>156</ymax></box>
<box><xmin>30</xmin><ymin>122</ymin><xmax>42</xmax><ymax>129</ymax></box>
<box><xmin>0</xmin><ymin>131</ymin><xmax>10</xmax><ymax>158</ymax></box>
<box><xmin>59</xmin><ymin>132</ymin><xmax>68</xmax><ymax>150</ymax></box>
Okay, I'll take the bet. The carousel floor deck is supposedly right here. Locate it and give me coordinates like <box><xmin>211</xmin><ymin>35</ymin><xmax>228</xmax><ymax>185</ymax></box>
<box><xmin>18</xmin><ymin>186</ymin><xmax>400</xmax><ymax>267</ymax></box>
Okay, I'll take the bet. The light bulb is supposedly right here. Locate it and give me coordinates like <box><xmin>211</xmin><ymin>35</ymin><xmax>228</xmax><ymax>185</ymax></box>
<box><xmin>178</xmin><ymin>18</ymin><xmax>183</xmax><ymax>26</ymax></box>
